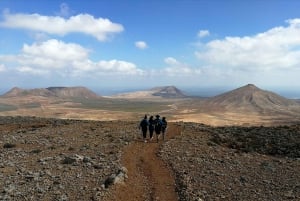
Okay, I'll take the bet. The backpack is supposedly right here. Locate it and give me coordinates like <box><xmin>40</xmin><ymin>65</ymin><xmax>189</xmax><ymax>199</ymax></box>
<box><xmin>155</xmin><ymin>119</ymin><xmax>162</xmax><ymax>132</ymax></box>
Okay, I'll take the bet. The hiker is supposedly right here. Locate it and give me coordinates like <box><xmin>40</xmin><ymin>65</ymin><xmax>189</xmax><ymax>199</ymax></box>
<box><xmin>139</xmin><ymin>115</ymin><xmax>149</xmax><ymax>142</ymax></box>
<box><xmin>148</xmin><ymin>115</ymin><xmax>155</xmax><ymax>141</ymax></box>
<box><xmin>154</xmin><ymin>115</ymin><xmax>163</xmax><ymax>142</ymax></box>
<box><xmin>161</xmin><ymin>117</ymin><xmax>168</xmax><ymax>140</ymax></box>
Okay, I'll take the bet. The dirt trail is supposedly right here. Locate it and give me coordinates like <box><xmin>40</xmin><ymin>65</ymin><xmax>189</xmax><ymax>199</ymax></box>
<box><xmin>109</xmin><ymin>123</ymin><xmax>181</xmax><ymax>201</ymax></box>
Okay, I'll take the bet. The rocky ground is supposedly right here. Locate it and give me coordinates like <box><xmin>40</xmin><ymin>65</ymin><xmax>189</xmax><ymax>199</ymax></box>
<box><xmin>160</xmin><ymin>123</ymin><xmax>300</xmax><ymax>201</ymax></box>
<box><xmin>0</xmin><ymin>116</ymin><xmax>136</xmax><ymax>201</ymax></box>
<box><xmin>0</xmin><ymin>116</ymin><xmax>300</xmax><ymax>201</ymax></box>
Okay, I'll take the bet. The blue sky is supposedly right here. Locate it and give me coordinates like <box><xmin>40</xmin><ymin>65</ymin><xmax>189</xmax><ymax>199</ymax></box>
<box><xmin>1</xmin><ymin>0</ymin><xmax>300</xmax><ymax>95</ymax></box>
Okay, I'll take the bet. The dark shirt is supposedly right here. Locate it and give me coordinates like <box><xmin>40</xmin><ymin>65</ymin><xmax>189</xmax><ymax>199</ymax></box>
<box><xmin>148</xmin><ymin>118</ymin><xmax>155</xmax><ymax>131</ymax></box>
<box><xmin>140</xmin><ymin>119</ymin><xmax>148</xmax><ymax>131</ymax></box>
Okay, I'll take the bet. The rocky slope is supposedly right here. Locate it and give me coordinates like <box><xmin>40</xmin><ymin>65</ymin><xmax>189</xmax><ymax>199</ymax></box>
<box><xmin>160</xmin><ymin>123</ymin><xmax>300</xmax><ymax>201</ymax></box>
<box><xmin>0</xmin><ymin>117</ymin><xmax>134</xmax><ymax>200</ymax></box>
<box><xmin>0</xmin><ymin>116</ymin><xmax>299</xmax><ymax>201</ymax></box>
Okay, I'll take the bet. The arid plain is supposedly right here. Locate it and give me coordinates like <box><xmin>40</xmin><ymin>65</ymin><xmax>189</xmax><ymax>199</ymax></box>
<box><xmin>1</xmin><ymin>84</ymin><xmax>300</xmax><ymax>126</ymax></box>
<box><xmin>1</xmin><ymin>84</ymin><xmax>300</xmax><ymax>201</ymax></box>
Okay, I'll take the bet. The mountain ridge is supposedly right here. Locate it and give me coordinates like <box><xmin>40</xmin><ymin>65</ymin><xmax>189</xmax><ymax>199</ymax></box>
<box><xmin>2</xmin><ymin>86</ymin><xmax>100</xmax><ymax>99</ymax></box>
<box><xmin>0</xmin><ymin>84</ymin><xmax>300</xmax><ymax>125</ymax></box>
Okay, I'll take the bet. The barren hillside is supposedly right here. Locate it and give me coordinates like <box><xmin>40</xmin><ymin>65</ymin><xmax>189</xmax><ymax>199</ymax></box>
<box><xmin>206</xmin><ymin>84</ymin><xmax>298</xmax><ymax>112</ymax></box>
<box><xmin>0</xmin><ymin>116</ymin><xmax>299</xmax><ymax>201</ymax></box>
<box><xmin>46</xmin><ymin>87</ymin><xmax>99</xmax><ymax>99</ymax></box>
<box><xmin>2</xmin><ymin>86</ymin><xmax>100</xmax><ymax>99</ymax></box>
<box><xmin>173</xmin><ymin>84</ymin><xmax>300</xmax><ymax>126</ymax></box>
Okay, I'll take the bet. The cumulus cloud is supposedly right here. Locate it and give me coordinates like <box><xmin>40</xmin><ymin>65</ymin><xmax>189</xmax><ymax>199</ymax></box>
<box><xmin>135</xmin><ymin>41</ymin><xmax>148</xmax><ymax>49</ymax></box>
<box><xmin>195</xmin><ymin>19</ymin><xmax>300</xmax><ymax>72</ymax></box>
<box><xmin>0</xmin><ymin>39</ymin><xmax>144</xmax><ymax>76</ymax></box>
<box><xmin>163</xmin><ymin>57</ymin><xmax>201</xmax><ymax>76</ymax></box>
<box><xmin>198</xmin><ymin>30</ymin><xmax>210</xmax><ymax>38</ymax></box>
<box><xmin>72</xmin><ymin>59</ymin><xmax>144</xmax><ymax>76</ymax></box>
<box><xmin>0</xmin><ymin>11</ymin><xmax>124</xmax><ymax>41</ymax></box>
<box><xmin>22</xmin><ymin>39</ymin><xmax>89</xmax><ymax>61</ymax></box>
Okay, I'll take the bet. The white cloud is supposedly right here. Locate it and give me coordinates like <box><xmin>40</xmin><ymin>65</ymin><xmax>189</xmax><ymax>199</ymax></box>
<box><xmin>0</xmin><ymin>39</ymin><xmax>144</xmax><ymax>77</ymax></box>
<box><xmin>17</xmin><ymin>66</ymin><xmax>48</xmax><ymax>75</ymax></box>
<box><xmin>164</xmin><ymin>57</ymin><xmax>180</xmax><ymax>66</ymax></box>
<box><xmin>195</xmin><ymin>19</ymin><xmax>300</xmax><ymax>72</ymax></box>
<box><xmin>0</xmin><ymin>64</ymin><xmax>6</xmax><ymax>72</ymax></box>
<box><xmin>198</xmin><ymin>30</ymin><xmax>210</xmax><ymax>38</ymax></box>
<box><xmin>72</xmin><ymin>59</ymin><xmax>144</xmax><ymax>76</ymax></box>
<box><xmin>163</xmin><ymin>57</ymin><xmax>201</xmax><ymax>76</ymax></box>
<box><xmin>0</xmin><ymin>11</ymin><xmax>124</xmax><ymax>41</ymax></box>
<box><xmin>135</xmin><ymin>41</ymin><xmax>148</xmax><ymax>49</ymax></box>
<box><xmin>22</xmin><ymin>39</ymin><xmax>89</xmax><ymax>61</ymax></box>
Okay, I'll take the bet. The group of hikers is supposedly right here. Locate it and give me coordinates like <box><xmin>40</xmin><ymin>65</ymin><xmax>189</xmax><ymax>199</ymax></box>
<box><xmin>139</xmin><ymin>114</ymin><xmax>167</xmax><ymax>143</ymax></box>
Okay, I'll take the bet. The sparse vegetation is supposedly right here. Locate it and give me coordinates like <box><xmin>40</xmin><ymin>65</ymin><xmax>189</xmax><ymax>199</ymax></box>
<box><xmin>30</xmin><ymin>149</ymin><xmax>42</xmax><ymax>154</ymax></box>
<box><xmin>0</xmin><ymin>104</ymin><xmax>17</xmax><ymax>112</ymax></box>
<box><xmin>70</xmin><ymin>97</ymin><xmax>169</xmax><ymax>112</ymax></box>
<box><xmin>3</xmin><ymin>142</ymin><xmax>16</xmax><ymax>148</ymax></box>
<box><xmin>20</xmin><ymin>102</ymin><xmax>41</xmax><ymax>108</ymax></box>
<box><xmin>61</xmin><ymin>156</ymin><xmax>77</xmax><ymax>164</ymax></box>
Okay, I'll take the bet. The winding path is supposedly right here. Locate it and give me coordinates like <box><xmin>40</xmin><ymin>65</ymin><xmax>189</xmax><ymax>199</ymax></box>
<box><xmin>109</xmin><ymin>123</ymin><xmax>181</xmax><ymax>201</ymax></box>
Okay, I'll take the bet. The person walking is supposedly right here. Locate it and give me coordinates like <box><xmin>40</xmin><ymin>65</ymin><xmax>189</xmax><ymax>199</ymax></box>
<box><xmin>148</xmin><ymin>116</ymin><xmax>155</xmax><ymax>141</ymax></box>
<box><xmin>139</xmin><ymin>115</ymin><xmax>149</xmax><ymax>142</ymax></box>
<box><xmin>161</xmin><ymin>117</ymin><xmax>168</xmax><ymax>140</ymax></box>
<box><xmin>154</xmin><ymin>115</ymin><xmax>163</xmax><ymax>143</ymax></box>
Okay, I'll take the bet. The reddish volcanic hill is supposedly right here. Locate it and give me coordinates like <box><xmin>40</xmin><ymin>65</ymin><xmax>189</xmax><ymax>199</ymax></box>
<box><xmin>204</xmin><ymin>84</ymin><xmax>299</xmax><ymax>113</ymax></box>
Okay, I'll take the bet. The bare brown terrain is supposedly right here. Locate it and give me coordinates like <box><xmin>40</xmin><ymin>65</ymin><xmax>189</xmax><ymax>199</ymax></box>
<box><xmin>1</xmin><ymin>84</ymin><xmax>300</xmax><ymax>126</ymax></box>
<box><xmin>0</xmin><ymin>84</ymin><xmax>300</xmax><ymax>200</ymax></box>
<box><xmin>1</xmin><ymin>117</ymin><xmax>299</xmax><ymax>201</ymax></box>
<box><xmin>105</xmin><ymin>124</ymin><xmax>181</xmax><ymax>201</ymax></box>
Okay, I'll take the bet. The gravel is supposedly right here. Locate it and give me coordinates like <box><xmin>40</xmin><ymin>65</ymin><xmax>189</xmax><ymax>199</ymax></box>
<box><xmin>1</xmin><ymin>117</ymin><xmax>299</xmax><ymax>201</ymax></box>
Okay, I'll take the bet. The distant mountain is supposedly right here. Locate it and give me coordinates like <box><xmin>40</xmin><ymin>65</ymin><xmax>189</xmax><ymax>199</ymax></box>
<box><xmin>46</xmin><ymin>87</ymin><xmax>99</xmax><ymax>99</ymax></box>
<box><xmin>2</xmin><ymin>87</ymin><xmax>54</xmax><ymax>97</ymax></box>
<box><xmin>2</xmin><ymin>87</ymin><xmax>25</xmax><ymax>97</ymax></box>
<box><xmin>110</xmin><ymin>86</ymin><xmax>186</xmax><ymax>99</ymax></box>
<box><xmin>151</xmin><ymin>86</ymin><xmax>186</xmax><ymax>98</ymax></box>
<box><xmin>205</xmin><ymin>84</ymin><xmax>299</xmax><ymax>112</ymax></box>
<box><xmin>2</xmin><ymin>86</ymin><xmax>99</xmax><ymax>99</ymax></box>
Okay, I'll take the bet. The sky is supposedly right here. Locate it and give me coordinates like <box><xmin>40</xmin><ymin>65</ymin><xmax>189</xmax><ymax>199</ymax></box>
<box><xmin>1</xmin><ymin>0</ymin><xmax>300</xmax><ymax>96</ymax></box>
